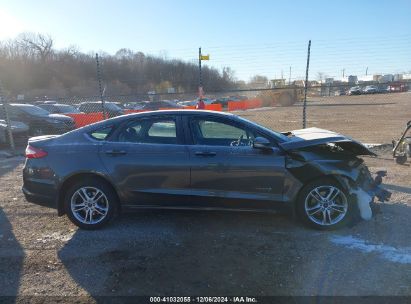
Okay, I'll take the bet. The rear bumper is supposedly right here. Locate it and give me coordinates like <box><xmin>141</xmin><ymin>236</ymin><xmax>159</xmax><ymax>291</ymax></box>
<box><xmin>22</xmin><ymin>186</ymin><xmax>57</xmax><ymax>209</ymax></box>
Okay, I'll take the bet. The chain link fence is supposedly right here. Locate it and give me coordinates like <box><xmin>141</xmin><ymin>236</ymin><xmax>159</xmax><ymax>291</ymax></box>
<box><xmin>1</xmin><ymin>39</ymin><xmax>410</xmax><ymax>155</ymax></box>
<box><xmin>1</xmin><ymin>79</ymin><xmax>410</xmax><ymax>154</ymax></box>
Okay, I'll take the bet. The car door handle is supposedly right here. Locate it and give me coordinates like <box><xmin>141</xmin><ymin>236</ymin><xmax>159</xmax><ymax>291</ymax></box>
<box><xmin>195</xmin><ymin>151</ymin><xmax>217</xmax><ymax>157</ymax></box>
<box><xmin>105</xmin><ymin>150</ymin><xmax>127</xmax><ymax>156</ymax></box>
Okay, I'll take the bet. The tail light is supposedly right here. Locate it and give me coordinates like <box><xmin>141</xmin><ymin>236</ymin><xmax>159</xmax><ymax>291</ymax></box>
<box><xmin>25</xmin><ymin>145</ymin><xmax>48</xmax><ymax>159</ymax></box>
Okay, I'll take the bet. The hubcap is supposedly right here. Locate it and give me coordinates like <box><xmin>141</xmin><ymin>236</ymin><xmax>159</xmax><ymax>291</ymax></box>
<box><xmin>304</xmin><ymin>185</ymin><xmax>348</xmax><ymax>226</ymax></box>
<box><xmin>70</xmin><ymin>187</ymin><xmax>109</xmax><ymax>225</ymax></box>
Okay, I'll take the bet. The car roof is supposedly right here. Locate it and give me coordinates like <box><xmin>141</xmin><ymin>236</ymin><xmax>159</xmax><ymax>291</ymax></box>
<box><xmin>78</xmin><ymin>110</ymin><xmax>234</xmax><ymax>131</ymax></box>
<box><xmin>129</xmin><ymin>109</ymin><xmax>234</xmax><ymax>117</ymax></box>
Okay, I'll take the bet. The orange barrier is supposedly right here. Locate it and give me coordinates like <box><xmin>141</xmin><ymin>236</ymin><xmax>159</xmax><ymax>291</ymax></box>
<box><xmin>245</xmin><ymin>98</ymin><xmax>263</xmax><ymax>109</ymax></box>
<box><xmin>205</xmin><ymin>104</ymin><xmax>222</xmax><ymax>111</ymax></box>
<box><xmin>228</xmin><ymin>101</ymin><xmax>246</xmax><ymax>111</ymax></box>
<box><xmin>181</xmin><ymin>104</ymin><xmax>222</xmax><ymax>111</ymax></box>
<box><xmin>65</xmin><ymin>113</ymin><xmax>104</xmax><ymax>128</ymax></box>
<box><xmin>227</xmin><ymin>99</ymin><xmax>263</xmax><ymax>111</ymax></box>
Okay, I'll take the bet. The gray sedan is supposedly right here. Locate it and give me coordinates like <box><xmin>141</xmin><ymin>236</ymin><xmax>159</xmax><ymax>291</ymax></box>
<box><xmin>22</xmin><ymin>110</ymin><xmax>390</xmax><ymax>230</ymax></box>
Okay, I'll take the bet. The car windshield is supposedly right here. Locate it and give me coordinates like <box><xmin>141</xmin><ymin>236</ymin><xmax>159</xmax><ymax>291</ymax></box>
<box><xmin>235</xmin><ymin>115</ymin><xmax>290</xmax><ymax>142</ymax></box>
<box><xmin>15</xmin><ymin>104</ymin><xmax>50</xmax><ymax>116</ymax></box>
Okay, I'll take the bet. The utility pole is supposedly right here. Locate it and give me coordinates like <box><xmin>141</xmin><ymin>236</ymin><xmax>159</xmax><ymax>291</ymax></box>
<box><xmin>289</xmin><ymin>66</ymin><xmax>292</xmax><ymax>85</ymax></box>
<box><xmin>303</xmin><ymin>40</ymin><xmax>311</xmax><ymax>129</ymax></box>
<box><xmin>342</xmin><ymin>68</ymin><xmax>345</xmax><ymax>78</ymax></box>
<box><xmin>95</xmin><ymin>53</ymin><xmax>107</xmax><ymax>120</ymax></box>
<box><xmin>366</xmin><ymin>67</ymin><xmax>368</xmax><ymax>76</ymax></box>
<box><xmin>198</xmin><ymin>47</ymin><xmax>203</xmax><ymax>101</ymax></box>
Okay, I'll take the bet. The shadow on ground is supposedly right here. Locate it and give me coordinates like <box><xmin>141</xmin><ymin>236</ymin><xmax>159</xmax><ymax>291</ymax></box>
<box><xmin>58</xmin><ymin>211</ymin><xmax>306</xmax><ymax>297</ymax></box>
<box><xmin>0</xmin><ymin>208</ymin><xmax>25</xmax><ymax>300</ymax></box>
<box><xmin>57</xmin><ymin>200</ymin><xmax>411</xmax><ymax>299</ymax></box>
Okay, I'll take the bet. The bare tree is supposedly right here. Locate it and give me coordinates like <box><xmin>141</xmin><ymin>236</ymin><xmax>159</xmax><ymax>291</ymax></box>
<box><xmin>17</xmin><ymin>32</ymin><xmax>54</xmax><ymax>61</ymax></box>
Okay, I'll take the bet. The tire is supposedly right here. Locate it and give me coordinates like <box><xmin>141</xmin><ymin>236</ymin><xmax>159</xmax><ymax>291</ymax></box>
<box><xmin>395</xmin><ymin>155</ymin><xmax>407</xmax><ymax>165</ymax></box>
<box><xmin>64</xmin><ymin>179</ymin><xmax>117</xmax><ymax>230</ymax></box>
<box><xmin>296</xmin><ymin>178</ymin><xmax>354</xmax><ymax>230</ymax></box>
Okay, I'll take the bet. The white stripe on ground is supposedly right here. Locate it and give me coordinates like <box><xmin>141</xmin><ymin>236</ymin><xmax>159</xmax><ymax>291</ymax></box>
<box><xmin>363</xmin><ymin>143</ymin><xmax>383</xmax><ymax>148</ymax></box>
<box><xmin>330</xmin><ymin>235</ymin><xmax>411</xmax><ymax>264</ymax></box>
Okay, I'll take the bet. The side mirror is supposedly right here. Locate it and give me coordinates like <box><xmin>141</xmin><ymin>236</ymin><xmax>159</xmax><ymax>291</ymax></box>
<box><xmin>253</xmin><ymin>137</ymin><xmax>272</xmax><ymax>150</ymax></box>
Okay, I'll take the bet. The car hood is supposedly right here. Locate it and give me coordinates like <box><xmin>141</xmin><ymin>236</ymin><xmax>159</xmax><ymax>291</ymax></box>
<box><xmin>279</xmin><ymin>127</ymin><xmax>375</xmax><ymax>156</ymax></box>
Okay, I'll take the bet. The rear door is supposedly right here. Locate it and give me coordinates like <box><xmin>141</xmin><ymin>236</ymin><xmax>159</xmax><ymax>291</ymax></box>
<box><xmin>99</xmin><ymin>115</ymin><xmax>190</xmax><ymax>207</ymax></box>
<box><xmin>185</xmin><ymin>115</ymin><xmax>287</xmax><ymax>210</ymax></box>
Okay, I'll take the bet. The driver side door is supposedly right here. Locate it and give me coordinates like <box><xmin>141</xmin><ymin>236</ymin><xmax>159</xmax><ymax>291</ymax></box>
<box><xmin>186</xmin><ymin>116</ymin><xmax>286</xmax><ymax>210</ymax></box>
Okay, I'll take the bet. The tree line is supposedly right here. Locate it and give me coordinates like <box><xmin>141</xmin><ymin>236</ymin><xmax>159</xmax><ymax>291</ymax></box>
<box><xmin>0</xmin><ymin>33</ymin><xmax>255</xmax><ymax>100</ymax></box>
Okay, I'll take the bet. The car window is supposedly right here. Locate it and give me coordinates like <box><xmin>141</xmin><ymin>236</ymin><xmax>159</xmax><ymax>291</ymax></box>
<box><xmin>118</xmin><ymin>118</ymin><xmax>178</xmax><ymax>144</ymax></box>
<box><xmin>90</xmin><ymin>126</ymin><xmax>113</xmax><ymax>140</ymax></box>
<box><xmin>148</xmin><ymin>121</ymin><xmax>176</xmax><ymax>137</ymax></box>
<box><xmin>190</xmin><ymin>118</ymin><xmax>259</xmax><ymax>146</ymax></box>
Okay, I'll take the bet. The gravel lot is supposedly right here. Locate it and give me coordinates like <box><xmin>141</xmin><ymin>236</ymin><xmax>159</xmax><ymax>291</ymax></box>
<box><xmin>0</xmin><ymin>93</ymin><xmax>410</xmax><ymax>300</ymax></box>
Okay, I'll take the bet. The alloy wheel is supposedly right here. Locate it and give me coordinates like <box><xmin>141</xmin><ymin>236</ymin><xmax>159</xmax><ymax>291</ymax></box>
<box><xmin>70</xmin><ymin>186</ymin><xmax>109</xmax><ymax>225</ymax></box>
<box><xmin>304</xmin><ymin>185</ymin><xmax>348</xmax><ymax>226</ymax></box>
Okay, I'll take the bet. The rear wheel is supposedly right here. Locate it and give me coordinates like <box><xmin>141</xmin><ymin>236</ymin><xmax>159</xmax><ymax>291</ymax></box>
<box><xmin>64</xmin><ymin>179</ymin><xmax>117</xmax><ymax>229</ymax></box>
<box><xmin>297</xmin><ymin>178</ymin><xmax>354</xmax><ymax>230</ymax></box>
<box><xmin>395</xmin><ymin>155</ymin><xmax>407</xmax><ymax>165</ymax></box>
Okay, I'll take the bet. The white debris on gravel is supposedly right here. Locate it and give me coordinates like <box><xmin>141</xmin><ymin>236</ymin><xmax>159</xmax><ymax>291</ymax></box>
<box><xmin>330</xmin><ymin>235</ymin><xmax>411</xmax><ymax>264</ymax></box>
<box><xmin>36</xmin><ymin>231</ymin><xmax>76</xmax><ymax>243</ymax></box>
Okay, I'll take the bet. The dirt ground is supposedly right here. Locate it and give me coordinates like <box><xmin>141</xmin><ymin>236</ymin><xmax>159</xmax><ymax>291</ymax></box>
<box><xmin>0</xmin><ymin>93</ymin><xmax>411</xmax><ymax>301</ymax></box>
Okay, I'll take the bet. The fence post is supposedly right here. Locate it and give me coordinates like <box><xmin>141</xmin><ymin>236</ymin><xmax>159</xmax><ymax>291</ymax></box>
<box><xmin>198</xmin><ymin>47</ymin><xmax>203</xmax><ymax>101</ymax></box>
<box><xmin>303</xmin><ymin>40</ymin><xmax>311</xmax><ymax>129</ymax></box>
<box><xmin>0</xmin><ymin>81</ymin><xmax>16</xmax><ymax>153</ymax></box>
<box><xmin>95</xmin><ymin>53</ymin><xmax>107</xmax><ymax>119</ymax></box>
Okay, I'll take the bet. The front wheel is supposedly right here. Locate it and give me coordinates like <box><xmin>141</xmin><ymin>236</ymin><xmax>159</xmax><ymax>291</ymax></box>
<box><xmin>64</xmin><ymin>179</ymin><xmax>117</xmax><ymax>229</ymax></box>
<box><xmin>296</xmin><ymin>178</ymin><xmax>354</xmax><ymax>230</ymax></box>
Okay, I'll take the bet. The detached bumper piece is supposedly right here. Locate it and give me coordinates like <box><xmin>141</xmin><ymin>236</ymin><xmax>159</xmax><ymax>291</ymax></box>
<box><xmin>369</xmin><ymin>171</ymin><xmax>392</xmax><ymax>202</ymax></box>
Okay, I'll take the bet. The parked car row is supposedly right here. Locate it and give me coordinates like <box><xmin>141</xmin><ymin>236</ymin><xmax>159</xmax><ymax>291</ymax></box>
<box><xmin>0</xmin><ymin>103</ymin><xmax>76</xmax><ymax>137</ymax></box>
<box><xmin>177</xmin><ymin>96</ymin><xmax>249</xmax><ymax>108</ymax></box>
<box><xmin>348</xmin><ymin>85</ymin><xmax>390</xmax><ymax>95</ymax></box>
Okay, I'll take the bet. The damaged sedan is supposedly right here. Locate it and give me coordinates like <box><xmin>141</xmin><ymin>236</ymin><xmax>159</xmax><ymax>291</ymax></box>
<box><xmin>22</xmin><ymin>110</ymin><xmax>391</xmax><ymax>230</ymax></box>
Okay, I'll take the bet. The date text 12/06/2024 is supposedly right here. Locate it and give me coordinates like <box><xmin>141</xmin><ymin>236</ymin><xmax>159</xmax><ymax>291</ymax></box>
<box><xmin>149</xmin><ymin>296</ymin><xmax>258</xmax><ymax>303</ymax></box>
